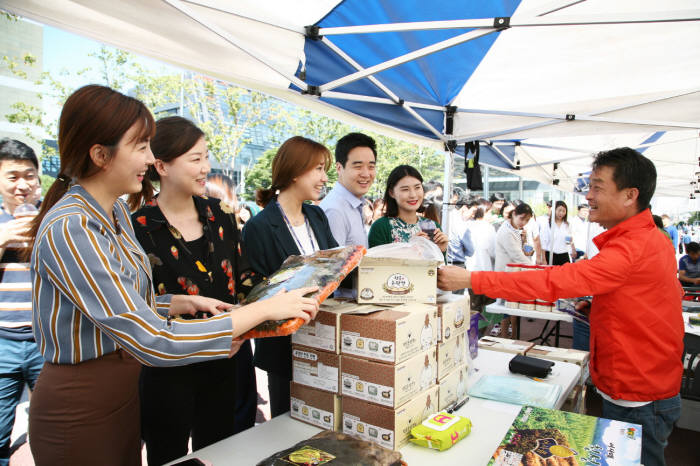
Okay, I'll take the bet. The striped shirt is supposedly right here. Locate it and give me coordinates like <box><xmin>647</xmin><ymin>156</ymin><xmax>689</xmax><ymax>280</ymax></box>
<box><xmin>0</xmin><ymin>207</ymin><xmax>33</xmax><ymax>340</ymax></box>
<box><xmin>31</xmin><ymin>185</ymin><xmax>233</xmax><ymax>366</ymax></box>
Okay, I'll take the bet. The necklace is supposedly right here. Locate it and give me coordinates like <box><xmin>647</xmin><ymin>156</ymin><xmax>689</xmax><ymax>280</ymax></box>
<box><xmin>277</xmin><ymin>201</ymin><xmax>317</xmax><ymax>255</ymax></box>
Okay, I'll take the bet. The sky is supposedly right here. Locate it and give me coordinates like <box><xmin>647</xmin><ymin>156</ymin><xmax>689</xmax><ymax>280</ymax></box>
<box><xmin>43</xmin><ymin>25</ymin><xmax>176</xmax><ymax>80</ymax></box>
<box><xmin>40</xmin><ymin>24</ymin><xmax>178</xmax><ymax>121</ymax></box>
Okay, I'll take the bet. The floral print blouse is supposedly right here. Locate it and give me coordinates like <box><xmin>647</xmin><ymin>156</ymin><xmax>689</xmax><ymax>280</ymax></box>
<box><xmin>132</xmin><ymin>196</ymin><xmax>259</xmax><ymax>313</ymax></box>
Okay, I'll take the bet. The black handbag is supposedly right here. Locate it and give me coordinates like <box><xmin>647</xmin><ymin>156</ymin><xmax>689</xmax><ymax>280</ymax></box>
<box><xmin>464</xmin><ymin>141</ymin><xmax>483</xmax><ymax>191</ymax></box>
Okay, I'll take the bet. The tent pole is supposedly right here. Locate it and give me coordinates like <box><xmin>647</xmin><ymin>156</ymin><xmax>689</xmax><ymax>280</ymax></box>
<box><xmin>454</xmin><ymin>87</ymin><xmax>700</xmax><ymax>143</ymax></box>
<box><xmin>441</xmin><ymin>149</ymin><xmax>454</xmax><ymax>255</ymax></box>
<box><xmin>316</xmin><ymin>10</ymin><xmax>700</xmax><ymax>36</ymax></box>
<box><xmin>548</xmin><ymin>164</ymin><xmax>558</xmax><ymax>266</ymax></box>
<box><xmin>162</xmin><ymin>0</ymin><xmax>307</xmax><ymax>90</ymax></box>
<box><xmin>484</xmin><ymin>166</ymin><xmax>490</xmax><ymax>200</ymax></box>
<box><xmin>519</xmin><ymin>176</ymin><xmax>524</xmax><ymax>200</ymax></box>
<box><xmin>319</xmin><ymin>28</ymin><xmax>497</xmax><ymax>93</ymax></box>
<box><xmin>549</xmin><ymin>185</ymin><xmax>556</xmax><ymax>266</ymax></box>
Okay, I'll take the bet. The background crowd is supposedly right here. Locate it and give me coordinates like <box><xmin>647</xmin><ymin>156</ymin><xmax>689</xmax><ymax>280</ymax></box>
<box><xmin>0</xmin><ymin>84</ymin><xmax>692</xmax><ymax>465</ymax></box>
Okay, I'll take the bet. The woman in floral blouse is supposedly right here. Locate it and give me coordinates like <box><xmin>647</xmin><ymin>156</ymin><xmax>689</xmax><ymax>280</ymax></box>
<box><xmin>368</xmin><ymin>164</ymin><xmax>449</xmax><ymax>251</ymax></box>
<box><xmin>129</xmin><ymin>117</ymin><xmax>300</xmax><ymax>465</ymax></box>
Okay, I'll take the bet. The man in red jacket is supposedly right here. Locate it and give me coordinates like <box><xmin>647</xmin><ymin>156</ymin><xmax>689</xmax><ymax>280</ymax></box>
<box><xmin>438</xmin><ymin>147</ymin><xmax>683</xmax><ymax>466</ymax></box>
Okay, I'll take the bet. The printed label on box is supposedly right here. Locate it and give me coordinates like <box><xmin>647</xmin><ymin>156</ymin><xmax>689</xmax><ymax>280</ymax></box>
<box><xmin>290</xmin><ymin>397</ymin><xmax>335</xmax><ymax>430</ymax></box>
<box><xmin>341</xmin><ymin>372</ymin><xmax>394</xmax><ymax>406</ymax></box>
<box><xmin>294</xmin><ymin>361</ymin><xmax>339</xmax><ymax>393</ymax></box>
<box><xmin>437</xmin><ymin>333</ymin><xmax>467</xmax><ymax>379</ymax></box>
<box><xmin>342</xmin><ymin>415</ymin><xmax>394</xmax><ymax>450</ymax></box>
<box><xmin>292</xmin><ymin>322</ymin><xmax>336</xmax><ymax>352</ymax></box>
<box><xmin>341</xmin><ymin>331</ymin><xmax>395</xmax><ymax>362</ymax></box>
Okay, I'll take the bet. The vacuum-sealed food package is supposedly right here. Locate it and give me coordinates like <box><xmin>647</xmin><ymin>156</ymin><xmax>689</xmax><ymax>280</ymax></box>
<box><xmin>256</xmin><ymin>430</ymin><xmax>403</xmax><ymax>465</ymax></box>
<box><xmin>365</xmin><ymin>236</ymin><xmax>443</xmax><ymax>262</ymax></box>
<box><xmin>468</xmin><ymin>375</ymin><xmax>561</xmax><ymax>409</ymax></box>
<box><xmin>238</xmin><ymin>245</ymin><xmax>366</xmax><ymax>340</ymax></box>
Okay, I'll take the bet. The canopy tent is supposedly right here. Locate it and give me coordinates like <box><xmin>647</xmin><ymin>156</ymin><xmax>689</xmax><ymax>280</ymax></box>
<box><xmin>466</xmin><ymin>130</ymin><xmax>700</xmax><ymax>198</ymax></box>
<box><xmin>3</xmin><ymin>0</ymin><xmax>700</xmax><ymax>202</ymax></box>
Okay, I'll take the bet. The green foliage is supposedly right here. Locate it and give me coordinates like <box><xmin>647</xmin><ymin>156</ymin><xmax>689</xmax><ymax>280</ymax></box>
<box><xmin>2</xmin><ymin>25</ymin><xmax>448</xmax><ymax>198</ymax></box>
<box><xmin>243</xmin><ymin>148</ymin><xmax>276</xmax><ymax>201</ymax></box>
<box><xmin>687</xmin><ymin>211</ymin><xmax>700</xmax><ymax>224</ymax></box>
<box><xmin>40</xmin><ymin>174</ymin><xmax>55</xmax><ymax>196</ymax></box>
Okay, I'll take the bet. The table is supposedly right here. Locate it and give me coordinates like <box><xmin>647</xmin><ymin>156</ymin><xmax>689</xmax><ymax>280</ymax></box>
<box><xmin>485</xmin><ymin>302</ymin><xmax>573</xmax><ymax>347</ymax></box>
<box><xmin>682</xmin><ymin>300</ymin><xmax>700</xmax><ymax>310</ymax></box>
<box><xmin>684</xmin><ymin>311</ymin><xmax>700</xmax><ymax>337</ymax></box>
<box><xmin>167</xmin><ymin>349</ymin><xmax>581</xmax><ymax>465</ymax></box>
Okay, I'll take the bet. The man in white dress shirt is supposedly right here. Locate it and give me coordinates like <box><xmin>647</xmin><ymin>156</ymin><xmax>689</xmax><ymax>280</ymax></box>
<box><xmin>320</xmin><ymin>133</ymin><xmax>377</xmax><ymax>248</ymax></box>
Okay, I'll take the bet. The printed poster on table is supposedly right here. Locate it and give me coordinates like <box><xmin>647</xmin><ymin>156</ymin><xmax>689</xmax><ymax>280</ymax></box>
<box><xmin>489</xmin><ymin>406</ymin><xmax>641</xmax><ymax>465</ymax></box>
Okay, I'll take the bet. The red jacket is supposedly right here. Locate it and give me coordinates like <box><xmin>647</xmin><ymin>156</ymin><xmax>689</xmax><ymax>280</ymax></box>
<box><xmin>472</xmin><ymin>209</ymin><xmax>683</xmax><ymax>401</ymax></box>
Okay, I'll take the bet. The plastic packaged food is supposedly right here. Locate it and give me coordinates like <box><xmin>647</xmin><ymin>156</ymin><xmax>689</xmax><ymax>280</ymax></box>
<box><xmin>365</xmin><ymin>236</ymin><xmax>443</xmax><ymax>262</ymax></box>
<box><xmin>409</xmin><ymin>411</ymin><xmax>472</xmax><ymax>451</ymax></box>
<box><xmin>238</xmin><ymin>245</ymin><xmax>366</xmax><ymax>339</ymax></box>
<box><xmin>468</xmin><ymin>375</ymin><xmax>561</xmax><ymax>409</ymax></box>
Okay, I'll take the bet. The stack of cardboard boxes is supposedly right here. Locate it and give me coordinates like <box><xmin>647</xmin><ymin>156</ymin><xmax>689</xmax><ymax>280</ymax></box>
<box><xmin>288</xmin><ymin>258</ymin><xmax>472</xmax><ymax>450</ymax></box>
<box><xmin>435</xmin><ymin>294</ymin><xmax>471</xmax><ymax>411</ymax></box>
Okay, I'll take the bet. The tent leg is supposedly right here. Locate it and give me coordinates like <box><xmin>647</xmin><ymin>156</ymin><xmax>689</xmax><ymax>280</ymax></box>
<box><xmin>441</xmin><ymin>149</ymin><xmax>454</xmax><ymax>253</ymax></box>
<box><xmin>484</xmin><ymin>166</ymin><xmax>490</xmax><ymax>200</ymax></box>
<box><xmin>519</xmin><ymin>176</ymin><xmax>524</xmax><ymax>201</ymax></box>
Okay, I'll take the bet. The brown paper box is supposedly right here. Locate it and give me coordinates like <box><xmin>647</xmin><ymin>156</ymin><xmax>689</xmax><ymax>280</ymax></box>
<box><xmin>437</xmin><ymin>331</ymin><xmax>468</xmax><ymax>380</ymax></box>
<box><xmin>341</xmin><ymin>347</ymin><xmax>437</xmax><ymax>408</ymax></box>
<box><xmin>290</xmin><ymin>382</ymin><xmax>341</xmax><ymax>431</ymax></box>
<box><xmin>342</xmin><ymin>386</ymin><xmax>439</xmax><ymax>450</ymax></box>
<box><xmin>356</xmin><ymin>257</ymin><xmax>441</xmax><ymax>304</ymax></box>
<box><xmin>477</xmin><ymin>336</ymin><xmax>534</xmax><ymax>355</ymax></box>
<box><xmin>292</xmin><ymin>344</ymin><xmax>341</xmax><ymax>394</ymax></box>
<box><xmin>340</xmin><ymin>302</ymin><xmax>438</xmax><ymax>364</ymax></box>
<box><xmin>292</xmin><ymin>299</ymin><xmax>371</xmax><ymax>353</ymax></box>
<box><xmin>526</xmin><ymin>345</ymin><xmax>590</xmax><ymax>366</ymax></box>
<box><xmin>436</xmin><ymin>294</ymin><xmax>470</xmax><ymax>343</ymax></box>
<box><xmin>438</xmin><ymin>363</ymin><xmax>469</xmax><ymax>411</ymax></box>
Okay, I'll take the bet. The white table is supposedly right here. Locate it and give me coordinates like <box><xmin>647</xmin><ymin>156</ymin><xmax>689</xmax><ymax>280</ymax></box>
<box><xmin>684</xmin><ymin>311</ymin><xmax>700</xmax><ymax>336</ymax></box>
<box><xmin>167</xmin><ymin>349</ymin><xmax>581</xmax><ymax>465</ymax></box>
<box><xmin>682</xmin><ymin>300</ymin><xmax>700</xmax><ymax>310</ymax></box>
<box><xmin>485</xmin><ymin>302</ymin><xmax>573</xmax><ymax>347</ymax></box>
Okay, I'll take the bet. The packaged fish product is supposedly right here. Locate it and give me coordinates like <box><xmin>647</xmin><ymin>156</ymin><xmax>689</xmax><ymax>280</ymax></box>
<box><xmin>238</xmin><ymin>245</ymin><xmax>366</xmax><ymax>340</ymax></box>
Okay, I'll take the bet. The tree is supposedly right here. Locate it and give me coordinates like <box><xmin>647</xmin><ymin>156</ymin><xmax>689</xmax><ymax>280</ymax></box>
<box><xmin>243</xmin><ymin>148</ymin><xmax>275</xmax><ymax>201</ymax></box>
<box><xmin>2</xmin><ymin>25</ymin><xmax>280</xmax><ymax>177</ymax></box>
<box><xmin>243</xmin><ymin>129</ymin><xmax>446</xmax><ymax>203</ymax></box>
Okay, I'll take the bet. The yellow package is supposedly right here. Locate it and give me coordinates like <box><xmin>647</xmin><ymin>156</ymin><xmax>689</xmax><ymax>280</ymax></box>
<box><xmin>409</xmin><ymin>411</ymin><xmax>471</xmax><ymax>451</ymax></box>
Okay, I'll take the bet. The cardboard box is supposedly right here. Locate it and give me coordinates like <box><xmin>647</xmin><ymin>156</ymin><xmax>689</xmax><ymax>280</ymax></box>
<box><xmin>526</xmin><ymin>345</ymin><xmax>590</xmax><ymax>366</ymax></box>
<box><xmin>437</xmin><ymin>331</ymin><xmax>468</xmax><ymax>380</ymax></box>
<box><xmin>342</xmin><ymin>386</ymin><xmax>439</xmax><ymax>450</ymax></box>
<box><xmin>341</xmin><ymin>348</ymin><xmax>437</xmax><ymax>408</ymax></box>
<box><xmin>340</xmin><ymin>303</ymin><xmax>438</xmax><ymax>364</ymax></box>
<box><xmin>477</xmin><ymin>336</ymin><xmax>534</xmax><ymax>355</ymax></box>
<box><xmin>290</xmin><ymin>382</ymin><xmax>341</xmax><ymax>431</ymax></box>
<box><xmin>436</xmin><ymin>294</ymin><xmax>470</xmax><ymax>343</ymax></box>
<box><xmin>356</xmin><ymin>257</ymin><xmax>441</xmax><ymax>304</ymax></box>
<box><xmin>292</xmin><ymin>345</ymin><xmax>341</xmax><ymax>393</ymax></box>
<box><xmin>292</xmin><ymin>299</ymin><xmax>367</xmax><ymax>353</ymax></box>
<box><xmin>437</xmin><ymin>363</ymin><xmax>469</xmax><ymax>411</ymax></box>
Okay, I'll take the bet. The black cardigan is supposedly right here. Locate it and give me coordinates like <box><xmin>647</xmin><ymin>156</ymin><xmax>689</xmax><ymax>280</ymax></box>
<box><xmin>241</xmin><ymin>201</ymin><xmax>338</xmax><ymax>378</ymax></box>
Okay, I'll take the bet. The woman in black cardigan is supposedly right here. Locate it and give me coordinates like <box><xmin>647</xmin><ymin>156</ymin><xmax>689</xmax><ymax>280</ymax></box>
<box><xmin>242</xmin><ymin>136</ymin><xmax>338</xmax><ymax>417</ymax></box>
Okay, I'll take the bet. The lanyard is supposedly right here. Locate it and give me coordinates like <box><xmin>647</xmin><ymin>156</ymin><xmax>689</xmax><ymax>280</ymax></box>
<box><xmin>277</xmin><ymin>201</ymin><xmax>317</xmax><ymax>255</ymax></box>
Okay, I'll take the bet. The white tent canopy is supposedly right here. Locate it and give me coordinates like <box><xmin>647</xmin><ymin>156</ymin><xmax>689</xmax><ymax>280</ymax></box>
<box><xmin>3</xmin><ymin>0</ymin><xmax>700</xmax><ymax>198</ymax></box>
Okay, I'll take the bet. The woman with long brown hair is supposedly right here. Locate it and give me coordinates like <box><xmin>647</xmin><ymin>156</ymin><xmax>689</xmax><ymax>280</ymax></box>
<box><xmin>242</xmin><ymin>136</ymin><xmax>338</xmax><ymax>418</ymax></box>
<box><xmin>27</xmin><ymin>86</ymin><xmax>318</xmax><ymax>465</ymax></box>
